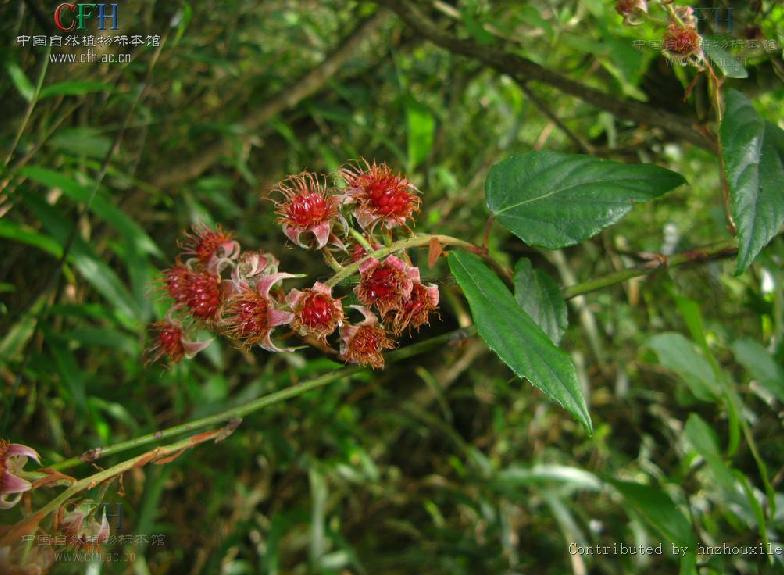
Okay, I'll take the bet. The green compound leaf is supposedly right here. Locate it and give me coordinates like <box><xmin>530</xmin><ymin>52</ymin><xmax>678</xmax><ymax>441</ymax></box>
<box><xmin>485</xmin><ymin>151</ymin><xmax>686</xmax><ymax>249</ymax></box>
<box><xmin>448</xmin><ymin>250</ymin><xmax>591</xmax><ymax>432</ymax></box>
<box><xmin>721</xmin><ymin>90</ymin><xmax>784</xmax><ymax>274</ymax></box>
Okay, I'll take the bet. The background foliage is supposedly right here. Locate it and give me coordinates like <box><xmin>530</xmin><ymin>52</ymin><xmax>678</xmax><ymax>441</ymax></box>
<box><xmin>1</xmin><ymin>0</ymin><xmax>784</xmax><ymax>573</ymax></box>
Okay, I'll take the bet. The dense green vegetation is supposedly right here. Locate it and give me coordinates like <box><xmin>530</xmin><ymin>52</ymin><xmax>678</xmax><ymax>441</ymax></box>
<box><xmin>1</xmin><ymin>1</ymin><xmax>783</xmax><ymax>574</ymax></box>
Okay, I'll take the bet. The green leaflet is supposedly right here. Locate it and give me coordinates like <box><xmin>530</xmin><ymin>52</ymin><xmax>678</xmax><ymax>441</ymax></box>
<box><xmin>448</xmin><ymin>250</ymin><xmax>591</xmax><ymax>432</ymax></box>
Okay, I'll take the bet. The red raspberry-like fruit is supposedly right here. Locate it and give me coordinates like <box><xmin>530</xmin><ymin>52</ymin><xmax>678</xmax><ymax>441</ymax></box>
<box><xmin>341</xmin><ymin>161</ymin><xmax>420</xmax><ymax>231</ymax></box>
<box><xmin>274</xmin><ymin>173</ymin><xmax>340</xmax><ymax>249</ymax></box>
<box><xmin>287</xmin><ymin>282</ymin><xmax>343</xmax><ymax>342</ymax></box>
<box><xmin>339</xmin><ymin>306</ymin><xmax>395</xmax><ymax>369</ymax></box>
<box><xmin>355</xmin><ymin>255</ymin><xmax>420</xmax><ymax>316</ymax></box>
<box><xmin>184</xmin><ymin>271</ymin><xmax>222</xmax><ymax>321</ymax></box>
<box><xmin>162</xmin><ymin>264</ymin><xmax>191</xmax><ymax>305</ymax></box>
<box><xmin>146</xmin><ymin>320</ymin><xmax>211</xmax><ymax>365</ymax></box>
<box><xmin>391</xmin><ymin>282</ymin><xmax>440</xmax><ymax>334</ymax></box>
<box><xmin>180</xmin><ymin>224</ymin><xmax>237</xmax><ymax>266</ymax></box>
<box><xmin>664</xmin><ymin>23</ymin><xmax>701</xmax><ymax>58</ymax></box>
<box><xmin>222</xmin><ymin>273</ymin><xmax>294</xmax><ymax>351</ymax></box>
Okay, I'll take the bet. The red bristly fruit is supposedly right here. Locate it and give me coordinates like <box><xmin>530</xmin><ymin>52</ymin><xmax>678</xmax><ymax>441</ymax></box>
<box><xmin>287</xmin><ymin>282</ymin><xmax>344</xmax><ymax>342</ymax></box>
<box><xmin>221</xmin><ymin>273</ymin><xmax>294</xmax><ymax>351</ymax></box>
<box><xmin>184</xmin><ymin>270</ymin><xmax>222</xmax><ymax>321</ymax></box>
<box><xmin>390</xmin><ymin>282</ymin><xmax>440</xmax><ymax>334</ymax></box>
<box><xmin>339</xmin><ymin>306</ymin><xmax>395</xmax><ymax>369</ymax></box>
<box><xmin>180</xmin><ymin>224</ymin><xmax>238</xmax><ymax>266</ymax></box>
<box><xmin>146</xmin><ymin>320</ymin><xmax>212</xmax><ymax>365</ymax></box>
<box><xmin>615</xmin><ymin>0</ymin><xmax>647</xmax><ymax>25</ymax></box>
<box><xmin>355</xmin><ymin>255</ymin><xmax>420</xmax><ymax>316</ymax></box>
<box><xmin>664</xmin><ymin>23</ymin><xmax>701</xmax><ymax>58</ymax></box>
<box><xmin>162</xmin><ymin>264</ymin><xmax>191</xmax><ymax>306</ymax></box>
<box><xmin>341</xmin><ymin>161</ymin><xmax>421</xmax><ymax>230</ymax></box>
<box><xmin>274</xmin><ymin>173</ymin><xmax>340</xmax><ymax>249</ymax></box>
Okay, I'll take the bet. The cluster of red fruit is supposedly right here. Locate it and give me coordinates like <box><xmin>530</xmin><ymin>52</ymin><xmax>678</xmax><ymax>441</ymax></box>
<box><xmin>147</xmin><ymin>162</ymin><xmax>439</xmax><ymax>369</ymax></box>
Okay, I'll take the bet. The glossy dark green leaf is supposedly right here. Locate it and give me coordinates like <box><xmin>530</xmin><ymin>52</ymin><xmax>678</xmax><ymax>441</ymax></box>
<box><xmin>485</xmin><ymin>152</ymin><xmax>686</xmax><ymax>249</ymax></box>
<box><xmin>721</xmin><ymin>90</ymin><xmax>784</xmax><ymax>274</ymax></box>
<box><xmin>513</xmin><ymin>258</ymin><xmax>567</xmax><ymax>344</ymax></box>
<box><xmin>448</xmin><ymin>250</ymin><xmax>591</xmax><ymax>432</ymax></box>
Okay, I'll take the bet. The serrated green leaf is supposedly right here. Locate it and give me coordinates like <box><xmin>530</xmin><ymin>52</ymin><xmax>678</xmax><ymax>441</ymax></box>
<box><xmin>39</xmin><ymin>81</ymin><xmax>111</xmax><ymax>99</ymax></box>
<box><xmin>485</xmin><ymin>152</ymin><xmax>686</xmax><ymax>249</ymax></box>
<box><xmin>703</xmin><ymin>37</ymin><xmax>748</xmax><ymax>78</ymax></box>
<box><xmin>448</xmin><ymin>250</ymin><xmax>591</xmax><ymax>432</ymax></box>
<box><xmin>732</xmin><ymin>338</ymin><xmax>784</xmax><ymax>403</ymax></box>
<box><xmin>721</xmin><ymin>90</ymin><xmax>784</xmax><ymax>274</ymax></box>
<box><xmin>513</xmin><ymin>258</ymin><xmax>567</xmax><ymax>344</ymax></box>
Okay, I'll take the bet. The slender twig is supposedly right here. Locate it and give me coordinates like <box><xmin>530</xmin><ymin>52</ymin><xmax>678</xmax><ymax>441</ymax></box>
<box><xmin>375</xmin><ymin>0</ymin><xmax>714</xmax><ymax>150</ymax></box>
<box><xmin>517</xmin><ymin>82</ymin><xmax>594</xmax><ymax>154</ymax></box>
<box><xmin>563</xmin><ymin>239</ymin><xmax>738</xmax><ymax>299</ymax></box>
<box><xmin>2</xmin><ymin>432</ymin><xmax>219</xmax><ymax>547</ymax></box>
<box><xmin>47</xmin><ymin>327</ymin><xmax>474</xmax><ymax>472</ymax></box>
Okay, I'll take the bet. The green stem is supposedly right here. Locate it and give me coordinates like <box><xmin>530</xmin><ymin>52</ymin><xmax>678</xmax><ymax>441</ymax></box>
<box><xmin>348</xmin><ymin>228</ymin><xmax>373</xmax><ymax>251</ymax></box>
<box><xmin>321</xmin><ymin>248</ymin><xmax>343</xmax><ymax>272</ymax></box>
<box><xmin>563</xmin><ymin>239</ymin><xmax>737</xmax><ymax>299</ymax></box>
<box><xmin>49</xmin><ymin>328</ymin><xmax>473</xmax><ymax>472</ymax></box>
<box><xmin>326</xmin><ymin>233</ymin><xmax>483</xmax><ymax>288</ymax></box>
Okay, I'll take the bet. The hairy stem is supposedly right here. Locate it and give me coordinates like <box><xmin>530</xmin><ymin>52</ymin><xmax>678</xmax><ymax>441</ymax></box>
<box><xmin>325</xmin><ymin>233</ymin><xmax>483</xmax><ymax>288</ymax></box>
